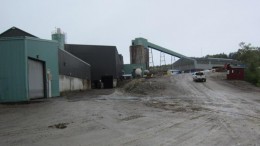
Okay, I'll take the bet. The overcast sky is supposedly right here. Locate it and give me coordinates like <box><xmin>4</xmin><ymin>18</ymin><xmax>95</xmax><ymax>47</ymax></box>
<box><xmin>1</xmin><ymin>0</ymin><xmax>260</xmax><ymax>65</ymax></box>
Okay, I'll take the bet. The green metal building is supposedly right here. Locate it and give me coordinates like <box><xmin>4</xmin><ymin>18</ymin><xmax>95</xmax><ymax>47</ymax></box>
<box><xmin>0</xmin><ymin>27</ymin><xmax>59</xmax><ymax>102</ymax></box>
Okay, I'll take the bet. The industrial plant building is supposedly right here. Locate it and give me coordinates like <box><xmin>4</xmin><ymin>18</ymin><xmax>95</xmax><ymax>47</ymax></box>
<box><xmin>129</xmin><ymin>38</ymin><xmax>194</xmax><ymax>71</ymax></box>
<box><xmin>0</xmin><ymin>27</ymin><xmax>60</xmax><ymax>102</ymax></box>
<box><xmin>172</xmin><ymin>57</ymin><xmax>243</xmax><ymax>72</ymax></box>
<box><xmin>58</xmin><ymin>49</ymin><xmax>91</xmax><ymax>92</ymax></box>
<box><xmin>128</xmin><ymin>38</ymin><xmax>245</xmax><ymax>75</ymax></box>
<box><xmin>65</xmin><ymin>44</ymin><xmax>124</xmax><ymax>88</ymax></box>
<box><xmin>52</xmin><ymin>28</ymin><xmax>91</xmax><ymax>92</ymax></box>
<box><xmin>0</xmin><ymin>27</ymin><xmax>93</xmax><ymax>102</ymax></box>
<box><xmin>0</xmin><ymin>27</ymin><xmax>124</xmax><ymax>102</ymax></box>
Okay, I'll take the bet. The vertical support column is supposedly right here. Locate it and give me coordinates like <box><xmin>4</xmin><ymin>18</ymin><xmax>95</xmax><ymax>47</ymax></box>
<box><xmin>160</xmin><ymin>52</ymin><xmax>166</xmax><ymax>71</ymax></box>
<box><xmin>160</xmin><ymin>52</ymin><xmax>166</xmax><ymax>66</ymax></box>
<box><xmin>171</xmin><ymin>56</ymin><xmax>175</xmax><ymax>69</ymax></box>
<box><xmin>149</xmin><ymin>48</ymin><xmax>154</xmax><ymax>68</ymax></box>
<box><xmin>171</xmin><ymin>56</ymin><xmax>173</xmax><ymax>69</ymax></box>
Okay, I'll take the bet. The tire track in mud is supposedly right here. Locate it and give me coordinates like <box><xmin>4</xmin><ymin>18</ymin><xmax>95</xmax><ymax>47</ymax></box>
<box><xmin>108</xmin><ymin>114</ymin><xmax>216</xmax><ymax>146</ymax></box>
<box><xmin>216</xmin><ymin>117</ymin><xmax>238</xmax><ymax>140</ymax></box>
<box><xmin>208</xmin><ymin>109</ymin><xmax>260</xmax><ymax>120</ymax></box>
<box><xmin>143</xmin><ymin>74</ymin><xmax>260</xmax><ymax>146</ymax></box>
<box><xmin>161</xmin><ymin>114</ymin><xmax>251</xmax><ymax>146</ymax></box>
<box><xmin>167</xmin><ymin>76</ymin><xmax>208</xmax><ymax>107</ymax></box>
<box><xmin>168</xmin><ymin>75</ymin><xmax>222</xmax><ymax>116</ymax></box>
<box><xmin>173</xmin><ymin>74</ymin><xmax>258</xmax><ymax>116</ymax></box>
<box><xmin>161</xmin><ymin>120</ymin><xmax>221</xmax><ymax>146</ymax></box>
<box><xmin>190</xmin><ymin>75</ymin><xmax>260</xmax><ymax>120</ymax></box>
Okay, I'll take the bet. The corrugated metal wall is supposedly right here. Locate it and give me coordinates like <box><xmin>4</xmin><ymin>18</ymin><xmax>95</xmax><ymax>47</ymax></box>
<box><xmin>0</xmin><ymin>38</ymin><xmax>28</xmax><ymax>102</ymax></box>
<box><xmin>26</xmin><ymin>38</ymin><xmax>60</xmax><ymax>98</ymax></box>
<box><xmin>65</xmin><ymin>44</ymin><xmax>123</xmax><ymax>81</ymax></box>
<box><xmin>117</xmin><ymin>54</ymin><xmax>124</xmax><ymax>77</ymax></box>
<box><xmin>58</xmin><ymin>49</ymin><xmax>91</xmax><ymax>80</ymax></box>
<box><xmin>119</xmin><ymin>54</ymin><xmax>124</xmax><ymax>65</ymax></box>
<box><xmin>0</xmin><ymin>37</ymin><xmax>60</xmax><ymax>102</ymax></box>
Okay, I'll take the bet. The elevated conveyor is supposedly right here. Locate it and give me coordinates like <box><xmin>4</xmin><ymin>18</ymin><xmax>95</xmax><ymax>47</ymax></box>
<box><xmin>130</xmin><ymin>38</ymin><xmax>195</xmax><ymax>69</ymax></box>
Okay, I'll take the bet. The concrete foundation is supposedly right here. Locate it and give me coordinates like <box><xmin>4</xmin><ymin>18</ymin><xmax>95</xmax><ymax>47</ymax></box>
<box><xmin>59</xmin><ymin>75</ymin><xmax>91</xmax><ymax>92</ymax></box>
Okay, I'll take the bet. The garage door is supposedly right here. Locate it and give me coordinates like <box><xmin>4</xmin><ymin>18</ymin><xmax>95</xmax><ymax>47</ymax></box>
<box><xmin>28</xmin><ymin>59</ymin><xmax>44</xmax><ymax>99</ymax></box>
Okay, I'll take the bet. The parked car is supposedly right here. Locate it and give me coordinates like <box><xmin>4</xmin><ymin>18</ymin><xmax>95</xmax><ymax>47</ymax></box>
<box><xmin>192</xmin><ymin>72</ymin><xmax>206</xmax><ymax>82</ymax></box>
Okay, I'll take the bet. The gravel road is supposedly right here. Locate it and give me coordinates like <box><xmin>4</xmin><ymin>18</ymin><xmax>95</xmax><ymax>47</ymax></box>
<box><xmin>0</xmin><ymin>72</ymin><xmax>259</xmax><ymax>146</ymax></box>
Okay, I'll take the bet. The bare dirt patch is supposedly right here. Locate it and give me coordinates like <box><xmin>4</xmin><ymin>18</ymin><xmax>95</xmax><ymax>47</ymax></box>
<box><xmin>122</xmin><ymin>78</ymin><xmax>166</xmax><ymax>96</ymax></box>
<box><xmin>143</xmin><ymin>100</ymin><xmax>207</xmax><ymax>113</ymax></box>
<box><xmin>120</xmin><ymin>115</ymin><xmax>144</xmax><ymax>121</ymax></box>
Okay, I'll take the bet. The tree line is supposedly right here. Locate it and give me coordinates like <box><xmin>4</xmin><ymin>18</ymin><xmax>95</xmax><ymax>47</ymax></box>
<box><xmin>206</xmin><ymin>42</ymin><xmax>260</xmax><ymax>86</ymax></box>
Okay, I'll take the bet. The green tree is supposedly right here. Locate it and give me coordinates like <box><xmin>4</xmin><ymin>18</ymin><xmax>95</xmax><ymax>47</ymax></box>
<box><xmin>205</xmin><ymin>53</ymin><xmax>228</xmax><ymax>58</ymax></box>
<box><xmin>235</xmin><ymin>42</ymin><xmax>260</xmax><ymax>86</ymax></box>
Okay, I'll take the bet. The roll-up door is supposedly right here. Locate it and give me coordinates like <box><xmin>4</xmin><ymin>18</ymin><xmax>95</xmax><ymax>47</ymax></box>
<box><xmin>28</xmin><ymin>59</ymin><xmax>44</xmax><ymax>99</ymax></box>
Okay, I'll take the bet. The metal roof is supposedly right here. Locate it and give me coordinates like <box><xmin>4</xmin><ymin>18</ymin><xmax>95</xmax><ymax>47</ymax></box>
<box><xmin>0</xmin><ymin>27</ymin><xmax>38</xmax><ymax>38</ymax></box>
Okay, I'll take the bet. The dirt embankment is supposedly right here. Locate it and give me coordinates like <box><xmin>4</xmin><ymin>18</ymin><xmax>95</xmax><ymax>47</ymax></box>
<box><xmin>120</xmin><ymin>75</ymin><xmax>207</xmax><ymax>113</ymax></box>
<box><xmin>121</xmin><ymin>77</ymin><xmax>167</xmax><ymax>96</ymax></box>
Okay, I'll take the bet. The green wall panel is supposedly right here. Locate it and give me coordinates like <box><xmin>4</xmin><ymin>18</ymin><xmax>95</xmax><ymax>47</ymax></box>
<box><xmin>0</xmin><ymin>37</ymin><xmax>60</xmax><ymax>102</ymax></box>
<box><xmin>0</xmin><ymin>38</ymin><xmax>28</xmax><ymax>102</ymax></box>
<box><xmin>26</xmin><ymin>38</ymin><xmax>60</xmax><ymax>97</ymax></box>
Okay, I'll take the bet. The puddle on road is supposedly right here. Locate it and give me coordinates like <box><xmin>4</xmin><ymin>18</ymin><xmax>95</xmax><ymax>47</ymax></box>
<box><xmin>48</xmin><ymin>123</ymin><xmax>69</xmax><ymax>129</ymax></box>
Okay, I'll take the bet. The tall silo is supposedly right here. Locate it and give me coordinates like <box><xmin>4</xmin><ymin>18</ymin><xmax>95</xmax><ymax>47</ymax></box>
<box><xmin>52</xmin><ymin>28</ymin><xmax>66</xmax><ymax>50</ymax></box>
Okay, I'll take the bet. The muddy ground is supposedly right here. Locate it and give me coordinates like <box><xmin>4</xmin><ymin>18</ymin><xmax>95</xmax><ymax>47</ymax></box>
<box><xmin>0</xmin><ymin>72</ymin><xmax>260</xmax><ymax>146</ymax></box>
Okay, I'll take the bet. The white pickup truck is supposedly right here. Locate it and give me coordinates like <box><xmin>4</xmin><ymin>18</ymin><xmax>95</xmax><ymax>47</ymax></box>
<box><xmin>192</xmin><ymin>72</ymin><xmax>206</xmax><ymax>82</ymax></box>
